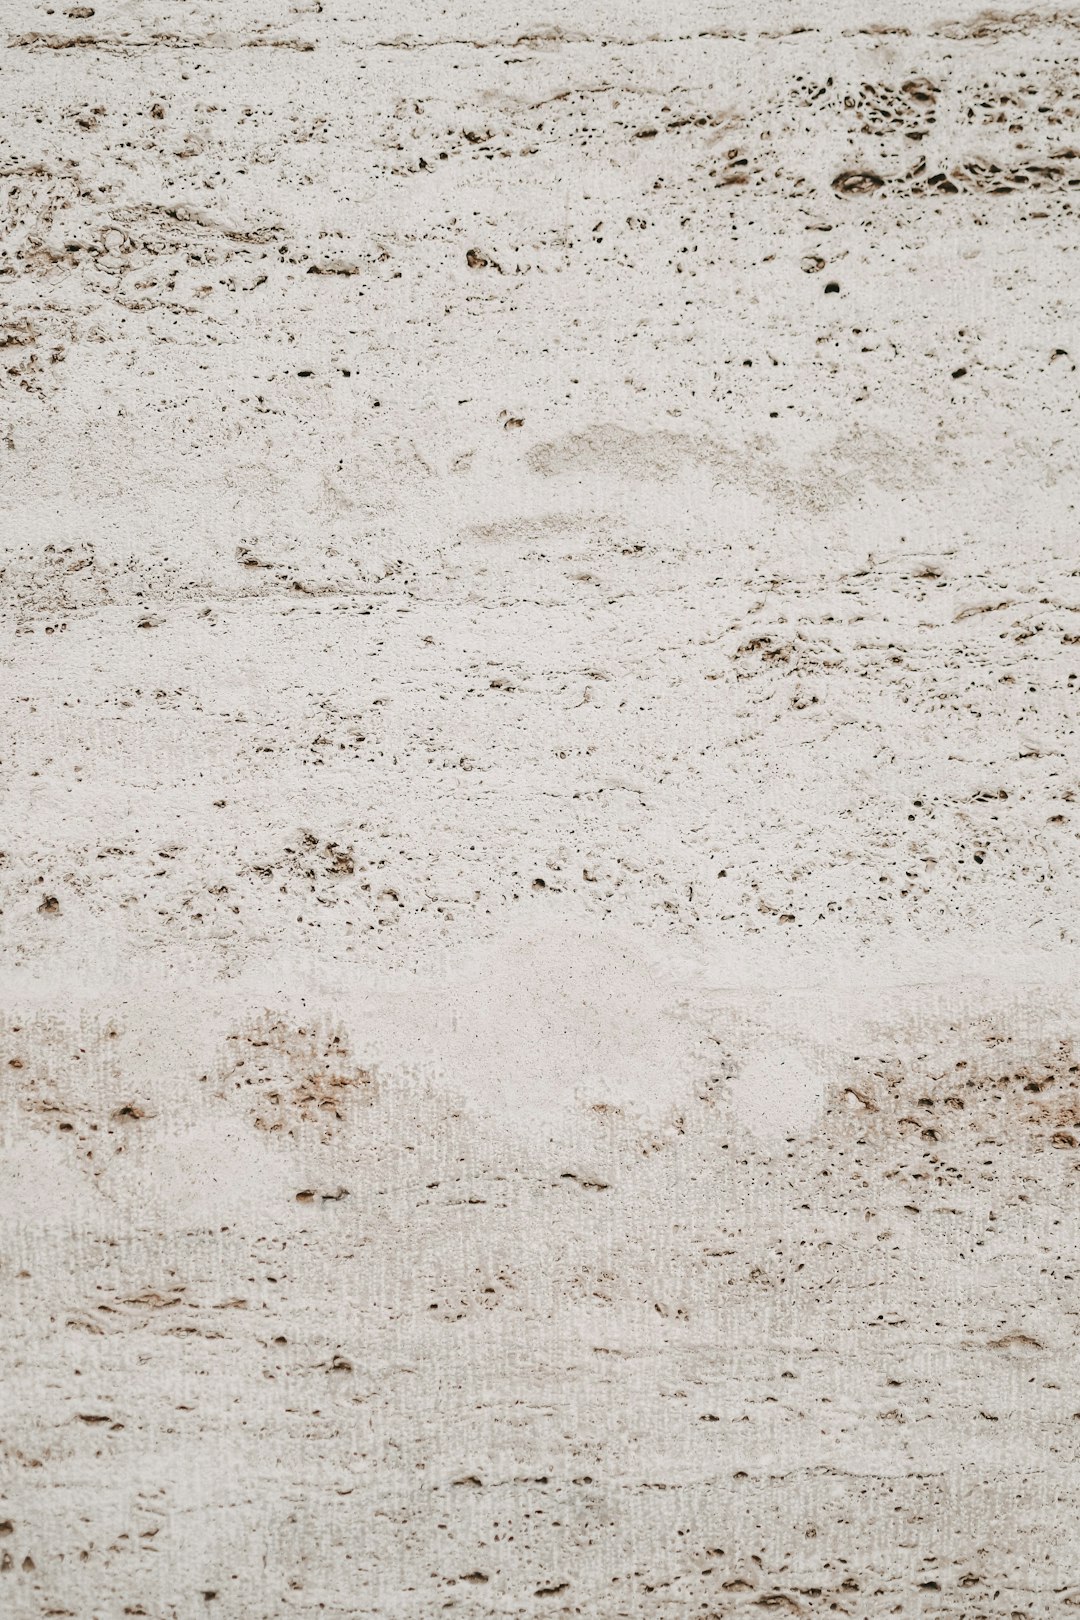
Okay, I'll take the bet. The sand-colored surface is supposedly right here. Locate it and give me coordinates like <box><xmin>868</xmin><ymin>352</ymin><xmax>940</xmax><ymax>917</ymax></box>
<box><xmin>3</xmin><ymin>2</ymin><xmax>1080</xmax><ymax>1613</ymax></box>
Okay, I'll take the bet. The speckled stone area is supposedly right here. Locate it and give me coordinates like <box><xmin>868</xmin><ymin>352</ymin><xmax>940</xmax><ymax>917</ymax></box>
<box><xmin>3</xmin><ymin>2</ymin><xmax>1080</xmax><ymax>1616</ymax></box>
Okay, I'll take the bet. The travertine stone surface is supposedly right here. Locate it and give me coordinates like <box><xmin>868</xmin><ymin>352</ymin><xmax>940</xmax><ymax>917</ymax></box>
<box><xmin>3</xmin><ymin>2</ymin><xmax>1080</xmax><ymax>1615</ymax></box>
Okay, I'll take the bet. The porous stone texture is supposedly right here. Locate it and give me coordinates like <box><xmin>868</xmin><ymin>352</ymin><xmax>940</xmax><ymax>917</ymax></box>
<box><xmin>3</xmin><ymin>1</ymin><xmax>1080</xmax><ymax>1615</ymax></box>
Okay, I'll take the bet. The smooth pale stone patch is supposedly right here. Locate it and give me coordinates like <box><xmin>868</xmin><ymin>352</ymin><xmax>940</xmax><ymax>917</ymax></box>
<box><xmin>727</xmin><ymin>1042</ymin><xmax>824</xmax><ymax>1141</ymax></box>
<box><xmin>0</xmin><ymin>1133</ymin><xmax>102</xmax><ymax>1225</ymax></box>
<box><xmin>118</xmin><ymin>1118</ymin><xmax>297</xmax><ymax>1221</ymax></box>
<box><xmin>392</xmin><ymin>923</ymin><xmax>704</xmax><ymax>1118</ymax></box>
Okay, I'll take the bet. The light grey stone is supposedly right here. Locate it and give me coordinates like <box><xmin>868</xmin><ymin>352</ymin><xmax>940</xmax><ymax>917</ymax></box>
<box><xmin>3</xmin><ymin>2</ymin><xmax>1080</xmax><ymax>1614</ymax></box>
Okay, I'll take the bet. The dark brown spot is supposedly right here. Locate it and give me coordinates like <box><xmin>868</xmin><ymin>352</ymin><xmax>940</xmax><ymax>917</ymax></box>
<box><xmin>832</xmin><ymin>170</ymin><xmax>884</xmax><ymax>195</ymax></box>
